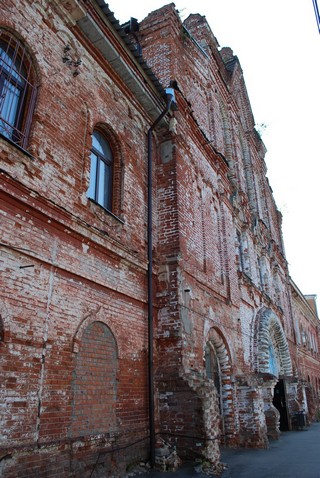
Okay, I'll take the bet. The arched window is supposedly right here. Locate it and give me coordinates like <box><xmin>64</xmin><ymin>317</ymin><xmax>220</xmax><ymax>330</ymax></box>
<box><xmin>0</xmin><ymin>29</ymin><xmax>37</xmax><ymax>148</ymax></box>
<box><xmin>87</xmin><ymin>130</ymin><xmax>113</xmax><ymax>211</ymax></box>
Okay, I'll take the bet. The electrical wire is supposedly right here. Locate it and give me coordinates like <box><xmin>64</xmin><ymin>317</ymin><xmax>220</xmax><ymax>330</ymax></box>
<box><xmin>313</xmin><ymin>0</ymin><xmax>320</xmax><ymax>33</ymax></box>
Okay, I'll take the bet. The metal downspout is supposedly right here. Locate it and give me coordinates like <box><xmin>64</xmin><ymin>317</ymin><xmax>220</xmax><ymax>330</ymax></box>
<box><xmin>147</xmin><ymin>88</ymin><xmax>176</xmax><ymax>468</ymax></box>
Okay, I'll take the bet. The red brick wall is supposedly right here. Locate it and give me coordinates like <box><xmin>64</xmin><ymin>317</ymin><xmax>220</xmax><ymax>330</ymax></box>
<box><xmin>1</xmin><ymin>1</ymin><xmax>320</xmax><ymax>475</ymax></box>
<box><xmin>0</xmin><ymin>0</ymin><xmax>153</xmax><ymax>475</ymax></box>
<box><xmin>139</xmin><ymin>3</ymin><xmax>317</xmax><ymax>454</ymax></box>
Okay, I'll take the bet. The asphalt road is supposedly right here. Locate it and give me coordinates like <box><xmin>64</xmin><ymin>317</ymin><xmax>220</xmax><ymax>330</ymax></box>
<box><xmin>136</xmin><ymin>422</ymin><xmax>320</xmax><ymax>478</ymax></box>
<box><xmin>221</xmin><ymin>422</ymin><xmax>320</xmax><ymax>478</ymax></box>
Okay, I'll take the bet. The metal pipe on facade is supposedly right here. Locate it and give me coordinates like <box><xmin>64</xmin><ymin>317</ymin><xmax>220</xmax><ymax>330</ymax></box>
<box><xmin>147</xmin><ymin>87</ymin><xmax>177</xmax><ymax>468</ymax></box>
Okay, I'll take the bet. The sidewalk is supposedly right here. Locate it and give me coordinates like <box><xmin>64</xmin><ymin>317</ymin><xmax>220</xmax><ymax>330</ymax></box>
<box><xmin>220</xmin><ymin>422</ymin><xmax>320</xmax><ymax>478</ymax></box>
<box><xmin>136</xmin><ymin>422</ymin><xmax>320</xmax><ymax>478</ymax></box>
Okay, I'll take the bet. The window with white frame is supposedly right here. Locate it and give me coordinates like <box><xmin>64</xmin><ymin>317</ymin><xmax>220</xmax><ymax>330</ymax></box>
<box><xmin>87</xmin><ymin>130</ymin><xmax>113</xmax><ymax>211</ymax></box>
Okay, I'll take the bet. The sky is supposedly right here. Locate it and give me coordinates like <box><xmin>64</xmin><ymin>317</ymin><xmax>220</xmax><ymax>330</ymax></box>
<box><xmin>108</xmin><ymin>0</ymin><xmax>320</xmax><ymax>304</ymax></box>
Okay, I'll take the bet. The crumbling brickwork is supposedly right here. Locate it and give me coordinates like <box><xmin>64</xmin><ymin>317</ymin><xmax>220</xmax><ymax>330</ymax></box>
<box><xmin>290</xmin><ymin>284</ymin><xmax>320</xmax><ymax>423</ymax></box>
<box><xmin>139</xmin><ymin>2</ymin><xmax>320</xmax><ymax>458</ymax></box>
<box><xmin>0</xmin><ymin>1</ymin><xmax>320</xmax><ymax>476</ymax></box>
<box><xmin>0</xmin><ymin>0</ymin><xmax>156</xmax><ymax>475</ymax></box>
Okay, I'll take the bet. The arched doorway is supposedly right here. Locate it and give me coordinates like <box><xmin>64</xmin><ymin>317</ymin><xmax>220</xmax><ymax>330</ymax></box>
<box><xmin>268</xmin><ymin>338</ymin><xmax>289</xmax><ymax>430</ymax></box>
<box><xmin>254</xmin><ymin>309</ymin><xmax>292</xmax><ymax>377</ymax></box>
<box><xmin>254</xmin><ymin>308</ymin><xmax>293</xmax><ymax>438</ymax></box>
<box><xmin>205</xmin><ymin>328</ymin><xmax>236</xmax><ymax>445</ymax></box>
<box><xmin>273</xmin><ymin>379</ymin><xmax>289</xmax><ymax>431</ymax></box>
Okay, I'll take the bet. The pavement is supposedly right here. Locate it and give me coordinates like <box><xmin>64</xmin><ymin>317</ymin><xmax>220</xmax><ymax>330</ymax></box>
<box><xmin>136</xmin><ymin>422</ymin><xmax>320</xmax><ymax>478</ymax></box>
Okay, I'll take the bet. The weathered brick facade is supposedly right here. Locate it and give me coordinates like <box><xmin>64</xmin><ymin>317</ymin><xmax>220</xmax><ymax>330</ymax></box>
<box><xmin>290</xmin><ymin>284</ymin><xmax>320</xmax><ymax>424</ymax></box>
<box><xmin>0</xmin><ymin>1</ymin><xmax>319</xmax><ymax>476</ymax></box>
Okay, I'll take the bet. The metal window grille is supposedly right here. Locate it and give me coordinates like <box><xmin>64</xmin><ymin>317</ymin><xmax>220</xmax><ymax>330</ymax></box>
<box><xmin>0</xmin><ymin>30</ymin><xmax>37</xmax><ymax>149</ymax></box>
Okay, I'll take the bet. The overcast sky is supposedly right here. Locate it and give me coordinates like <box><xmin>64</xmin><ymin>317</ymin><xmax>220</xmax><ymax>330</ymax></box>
<box><xmin>108</xmin><ymin>0</ymin><xmax>320</xmax><ymax>305</ymax></box>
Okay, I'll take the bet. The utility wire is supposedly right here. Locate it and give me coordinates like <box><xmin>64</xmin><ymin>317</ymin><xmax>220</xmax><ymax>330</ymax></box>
<box><xmin>313</xmin><ymin>0</ymin><xmax>320</xmax><ymax>33</ymax></box>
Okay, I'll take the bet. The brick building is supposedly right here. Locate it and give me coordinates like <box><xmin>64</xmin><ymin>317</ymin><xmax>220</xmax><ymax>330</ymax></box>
<box><xmin>0</xmin><ymin>1</ymin><xmax>319</xmax><ymax>476</ymax></box>
<box><xmin>290</xmin><ymin>283</ymin><xmax>320</xmax><ymax>423</ymax></box>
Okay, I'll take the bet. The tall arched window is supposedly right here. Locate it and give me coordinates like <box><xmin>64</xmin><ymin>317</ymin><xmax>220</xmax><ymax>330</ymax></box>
<box><xmin>87</xmin><ymin>130</ymin><xmax>113</xmax><ymax>211</ymax></box>
<box><xmin>0</xmin><ymin>29</ymin><xmax>37</xmax><ymax>148</ymax></box>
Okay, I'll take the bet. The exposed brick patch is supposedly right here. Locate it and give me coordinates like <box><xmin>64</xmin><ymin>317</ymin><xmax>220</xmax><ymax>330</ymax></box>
<box><xmin>71</xmin><ymin>321</ymin><xmax>117</xmax><ymax>438</ymax></box>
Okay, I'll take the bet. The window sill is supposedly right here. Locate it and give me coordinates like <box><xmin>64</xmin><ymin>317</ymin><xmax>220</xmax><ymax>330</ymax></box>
<box><xmin>0</xmin><ymin>133</ymin><xmax>34</xmax><ymax>159</ymax></box>
<box><xmin>88</xmin><ymin>198</ymin><xmax>124</xmax><ymax>224</ymax></box>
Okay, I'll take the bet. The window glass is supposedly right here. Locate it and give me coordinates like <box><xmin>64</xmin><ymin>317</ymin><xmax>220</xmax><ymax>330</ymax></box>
<box><xmin>88</xmin><ymin>130</ymin><xmax>113</xmax><ymax>211</ymax></box>
<box><xmin>92</xmin><ymin>130</ymin><xmax>112</xmax><ymax>159</ymax></box>
<box><xmin>0</xmin><ymin>31</ymin><xmax>36</xmax><ymax>148</ymax></box>
<box><xmin>88</xmin><ymin>152</ymin><xmax>97</xmax><ymax>200</ymax></box>
<box><xmin>97</xmin><ymin>160</ymin><xmax>106</xmax><ymax>205</ymax></box>
<box><xmin>0</xmin><ymin>80</ymin><xmax>21</xmax><ymax>137</ymax></box>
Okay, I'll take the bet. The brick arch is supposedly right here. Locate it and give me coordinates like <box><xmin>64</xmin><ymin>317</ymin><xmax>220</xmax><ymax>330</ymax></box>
<box><xmin>89</xmin><ymin>121</ymin><xmax>123</xmax><ymax>217</ymax></box>
<box><xmin>206</xmin><ymin>327</ymin><xmax>236</xmax><ymax>444</ymax></box>
<box><xmin>207</xmin><ymin>327</ymin><xmax>232</xmax><ymax>378</ymax></box>
<box><xmin>70</xmin><ymin>319</ymin><xmax>118</xmax><ymax>439</ymax></box>
<box><xmin>0</xmin><ymin>27</ymin><xmax>40</xmax><ymax>150</ymax></box>
<box><xmin>254</xmin><ymin>308</ymin><xmax>292</xmax><ymax>377</ymax></box>
<box><xmin>0</xmin><ymin>25</ymin><xmax>41</xmax><ymax>81</ymax></box>
<box><xmin>72</xmin><ymin>306</ymin><xmax>119</xmax><ymax>356</ymax></box>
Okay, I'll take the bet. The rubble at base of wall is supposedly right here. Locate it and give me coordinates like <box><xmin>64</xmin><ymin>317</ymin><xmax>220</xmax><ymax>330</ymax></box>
<box><xmin>154</xmin><ymin>437</ymin><xmax>183</xmax><ymax>472</ymax></box>
<box><xmin>153</xmin><ymin>437</ymin><xmax>227</xmax><ymax>476</ymax></box>
<box><xmin>194</xmin><ymin>460</ymin><xmax>228</xmax><ymax>476</ymax></box>
<box><xmin>155</xmin><ymin>449</ymin><xmax>182</xmax><ymax>472</ymax></box>
<box><xmin>123</xmin><ymin>462</ymin><xmax>151</xmax><ymax>477</ymax></box>
<box><xmin>124</xmin><ymin>459</ymin><xmax>228</xmax><ymax>477</ymax></box>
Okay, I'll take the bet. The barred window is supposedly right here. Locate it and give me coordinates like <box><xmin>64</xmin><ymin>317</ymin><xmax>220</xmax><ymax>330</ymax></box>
<box><xmin>0</xmin><ymin>30</ymin><xmax>37</xmax><ymax>149</ymax></box>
